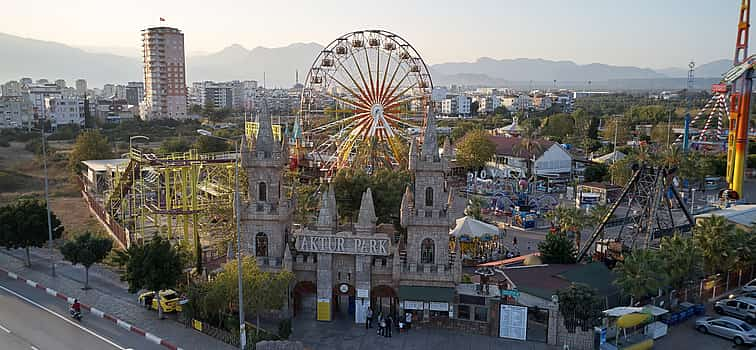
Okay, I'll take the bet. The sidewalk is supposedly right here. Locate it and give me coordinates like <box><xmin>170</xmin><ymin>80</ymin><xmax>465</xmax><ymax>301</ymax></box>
<box><xmin>290</xmin><ymin>317</ymin><xmax>560</xmax><ymax>350</ymax></box>
<box><xmin>0</xmin><ymin>247</ymin><xmax>235</xmax><ymax>350</ymax></box>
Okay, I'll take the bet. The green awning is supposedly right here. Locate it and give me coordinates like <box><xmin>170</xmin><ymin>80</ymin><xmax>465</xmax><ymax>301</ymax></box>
<box><xmin>399</xmin><ymin>286</ymin><xmax>455</xmax><ymax>303</ymax></box>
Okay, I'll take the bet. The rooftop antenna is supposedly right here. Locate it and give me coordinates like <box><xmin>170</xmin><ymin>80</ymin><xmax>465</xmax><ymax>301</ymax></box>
<box><xmin>263</xmin><ymin>72</ymin><xmax>266</xmax><ymax>89</ymax></box>
<box><xmin>296</xmin><ymin>70</ymin><xmax>299</xmax><ymax>85</ymax></box>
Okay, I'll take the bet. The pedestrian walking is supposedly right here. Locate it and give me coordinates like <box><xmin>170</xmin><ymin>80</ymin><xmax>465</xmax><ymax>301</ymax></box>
<box><xmin>385</xmin><ymin>315</ymin><xmax>393</xmax><ymax>337</ymax></box>
<box><xmin>405</xmin><ymin>312</ymin><xmax>412</xmax><ymax>330</ymax></box>
<box><xmin>366</xmin><ymin>307</ymin><xmax>373</xmax><ymax>329</ymax></box>
<box><xmin>378</xmin><ymin>315</ymin><xmax>386</xmax><ymax>336</ymax></box>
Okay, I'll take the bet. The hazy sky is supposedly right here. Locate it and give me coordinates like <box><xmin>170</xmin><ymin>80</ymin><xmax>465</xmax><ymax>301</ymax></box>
<box><xmin>0</xmin><ymin>0</ymin><xmax>746</xmax><ymax>68</ymax></box>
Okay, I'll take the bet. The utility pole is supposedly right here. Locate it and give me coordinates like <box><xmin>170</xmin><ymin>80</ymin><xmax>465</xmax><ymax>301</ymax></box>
<box><xmin>41</xmin><ymin>100</ymin><xmax>55</xmax><ymax>277</ymax></box>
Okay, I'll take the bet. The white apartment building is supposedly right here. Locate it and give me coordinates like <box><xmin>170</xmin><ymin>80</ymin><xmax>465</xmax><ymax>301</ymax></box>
<box><xmin>441</xmin><ymin>95</ymin><xmax>471</xmax><ymax>116</ymax></box>
<box><xmin>140</xmin><ymin>26</ymin><xmax>188</xmax><ymax>120</ymax></box>
<box><xmin>532</xmin><ymin>94</ymin><xmax>552</xmax><ymax>111</ymax></box>
<box><xmin>1</xmin><ymin>81</ymin><xmax>22</xmax><ymax>97</ymax></box>
<box><xmin>75</xmin><ymin>79</ymin><xmax>87</xmax><ymax>95</ymax></box>
<box><xmin>28</xmin><ymin>84</ymin><xmax>63</xmax><ymax>120</ymax></box>
<box><xmin>45</xmin><ymin>96</ymin><xmax>85</xmax><ymax>128</ymax></box>
<box><xmin>499</xmin><ymin>94</ymin><xmax>532</xmax><ymax>111</ymax></box>
<box><xmin>102</xmin><ymin>84</ymin><xmax>115</xmax><ymax>97</ymax></box>
<box><xmin>477</xmin><ymin>95</ymin><xmax>501</xmax><ymax>114</ymax></box>
<box><xmin>0</xmin><ymin>96</ymin><xmax>33</xmax><ymax>129</ymax></box>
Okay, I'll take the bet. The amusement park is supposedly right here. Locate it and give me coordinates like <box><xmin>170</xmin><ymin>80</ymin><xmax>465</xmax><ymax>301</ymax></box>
<box><xmin>1</xmin><ymin>2</ymin><xmax>756</xmax><ymax>350</ymax></box>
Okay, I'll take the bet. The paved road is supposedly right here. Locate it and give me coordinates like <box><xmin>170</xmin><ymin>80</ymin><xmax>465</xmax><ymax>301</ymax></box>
<box><xmin>0</xmin><ymin>274</ymin><xmax>164</xmax><ymax>350</ymax></box>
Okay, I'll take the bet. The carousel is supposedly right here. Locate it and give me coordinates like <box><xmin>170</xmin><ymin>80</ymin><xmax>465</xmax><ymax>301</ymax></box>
<box><xmin>449</xmin><ymin>216</ymin><xmax>503</xmax><ymax>264</ymax></box>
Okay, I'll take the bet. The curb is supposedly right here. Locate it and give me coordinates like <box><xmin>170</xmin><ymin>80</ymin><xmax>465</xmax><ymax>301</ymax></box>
<box><xmin>0</xmin><ymin>267</ymin><xmax>183</xmax><ymax>350</ymax></box>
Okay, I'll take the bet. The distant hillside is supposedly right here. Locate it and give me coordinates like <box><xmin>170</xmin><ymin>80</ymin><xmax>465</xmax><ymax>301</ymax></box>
<box><xmin>0</xmin><ymin>32</ymin><xmax>141</xmax><ymax>87</ymax></box>
<box><xmin>0</xmin><ymin>32</ymin><xmax>733</xmax><ymax>90</ymax></box>
<box><xmin>431</xmin><ymin>57</ymin><xmax>665</xmax><ymax>82</ymax></box>
<box><xmin>188</xmin><ymin>42</ymin><xmax>324</xmax><ymax>87</ymax></box>
<box><xmin>653</xmin><ymin>59</ymin><xmax>730</xmax><ymax>79</ymax></box>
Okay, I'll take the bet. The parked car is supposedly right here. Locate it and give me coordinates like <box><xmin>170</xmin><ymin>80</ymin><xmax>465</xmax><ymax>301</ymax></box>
<box><xmin>138</xmin><ymin>289</ymin><xmax>183</xmax><ymax>313</ymax></box>
<box><xmin>743</xmin><ymin>279</ymin><xmax>756</xmax><ymax>292</ymax></box>
<box><xmin>714</xmin><ymin>297</ymin><xmax>756</xmax><ymax>323</ymax></box>
<box><xmin>729</xmin><ymin>291</ymin><xmax>756</xmax><ymax>300</ymax></box>
<box><xmin>695</xmin><ymin>316</ymin><xmax>756</xmax><ymax>345</ymax></box>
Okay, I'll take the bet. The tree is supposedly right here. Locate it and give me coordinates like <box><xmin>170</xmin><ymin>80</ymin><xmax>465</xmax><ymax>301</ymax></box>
<box><xmin>614</xmin><ymin>249</ymin><xmax>668</xmax><ymax>304</ymax></box>
<box><xmin>538</xmin><ymin>232</ymin><xmax>577</xmax><ymax>264</ymax></box>
<box><xmin>194</xmin><ymin>135</ymin><xmax>231</xmax><ymax>153</ymax></box>
<box><xmin>556</xmin><ymin>283</ymin><xmax>603</xmax><ymax>332</ymax></box>
<box><xmin>464</xmin><ymin>196</ymin><xmax>484</xmax><ymax>221</ymax></box>
<box><xmin>60</xmin><ymin>232</ymin><xmax>113</xmax><ymax>289</ymax></box>
<box><xmin>68</xmin><ymin>130</ymin><xmax>114</xmax><ymax>173</ymax></box>
<box><xmin>159</xmin><ymin>137</ymin><xmax>191</xmax><ymax>154</ymax></box>
<box><xmin>332</xmin><ymin>168</ymin><xmax>409</xmax><ymax>225</ymax></box>
<box><xmin>494</xmin><ymin>105</ymin><xmax>510</xmax><ymax>116</ymax></box>
<box><xmin>469</xmin><ymin>101</ymin><xmax>480</xmax><ymax>116</ymax></box>
<box><xmin>455</xmin><ymin>129</ymin><xmax>496</xmax><ymax>171</ymax></box>
<box><xmin>693</xmin><ymin>215</ymin><xmax>737</xmax><ymax>274</ymax></box>
<box><xmin>583</xmin><ymin>164</ymin><xmax>608</xmax><ymax>182</ymax></box>
<box><xmin>544</xmin><ymin>205</ymin><xmax>589</xmax><ymax>250</ymax></box>
<box><xmin>116</xmin><ymin>236</ymin><xmax>184</xmax><ymax>319</ymax></box>
<box><xmin>658</xmin><ymin>233</ymin><xmax>702</xmax><ymax>289</ymax></box>
<box><xmin>540</xmin><ymin>113</ymin><xmax>575</xmax><ymax>140</ymax></box>
<box><xmin>0</xmin><ymin>199</ymin><xmax>64</xmax><ymax>266</ymax></box>
<box><xmin>203</xmin><ymin>257</ymin><xmax>293</xmax><ymax>335</ymax></box>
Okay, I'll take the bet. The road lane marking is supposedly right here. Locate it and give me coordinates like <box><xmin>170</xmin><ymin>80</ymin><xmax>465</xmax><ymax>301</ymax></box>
<box><xmin>0</xmin><ymin>323</ymin><xmax>10</xmax><ymax>333</ymax></box>
<box><xmin>0</xmin><ymin>283</ymin><xmax>127</xmax><ymax>350</ymax></box>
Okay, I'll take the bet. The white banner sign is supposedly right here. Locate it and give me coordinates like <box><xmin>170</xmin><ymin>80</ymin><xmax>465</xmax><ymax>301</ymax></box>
<box><xmin>403</xmin><ymin>301</ymin><xmax>424</xmax><ymax>310</ymax></box>
<box><xmin>296</xmin><ymin>234</ymin><xmax>390</xmax><ymax>256</ymax></box>
<box><xmin>357</xmin><ymin>289</ymin><xmax>369</xmax><ymax>298</ymax></box>
<box><xmin>429</xmin><ymin>302</ymin><xmax>449</xmax><ymax>311</ymax></box>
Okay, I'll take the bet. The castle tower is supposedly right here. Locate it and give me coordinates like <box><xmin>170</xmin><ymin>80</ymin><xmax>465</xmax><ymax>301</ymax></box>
<box><xmin>241</xmin><ymin>112</ymin><xmax>294</xmax><ymax>270</ymax></box>
<box><xmin>400</xmin><ymin>114</ymin><xmax>458</xmax><ymax>287</ymax></box>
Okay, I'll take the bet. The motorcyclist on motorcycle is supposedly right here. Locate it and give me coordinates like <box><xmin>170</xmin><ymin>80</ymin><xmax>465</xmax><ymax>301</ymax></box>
<box><xmin>70</xmin><ymin>299</ymin><xmax>82</xmax><ymax>320</ymax></box>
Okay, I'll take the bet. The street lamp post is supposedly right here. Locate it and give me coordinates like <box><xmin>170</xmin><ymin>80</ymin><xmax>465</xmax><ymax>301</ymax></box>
<box><xmin>40</xmin><ymin>125</ymin><xmax>55</xmax><ymax>277</ymax></box>
<box><xmin>197</xmin><ymin>129</ymin><xmax>246</xmax><ymax>349</ymax></box>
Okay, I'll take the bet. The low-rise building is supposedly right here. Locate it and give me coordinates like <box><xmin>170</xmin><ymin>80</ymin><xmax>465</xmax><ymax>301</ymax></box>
<box><xmin>0</xmin><ymin>95</ymin><xmax>33</xmax><ymax>128</ymax></box>
<box><xmin>45</xmin><ymin>96</ymin><xmax>85</xmax><ymax>128</ymax></box>
<box><xmin>441</xmin><ymin>95</ymin><xmax>471</xmax><ymax>116</ymax></box>
<box><xmin>486</xmin><ymin>135</ymin><xmax>573</xmax><ymax>179</ymax></box>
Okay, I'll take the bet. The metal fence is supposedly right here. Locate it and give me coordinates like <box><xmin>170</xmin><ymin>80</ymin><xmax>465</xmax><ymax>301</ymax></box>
<box><xmin>674</xmin><ymin>265</ymin><xmax>756</xmax><ymax>304</ymax></box>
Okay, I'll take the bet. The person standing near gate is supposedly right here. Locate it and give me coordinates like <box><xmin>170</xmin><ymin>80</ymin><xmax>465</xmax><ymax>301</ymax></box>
<box><xmin>385</xmin><ymin>315</ymin><xmax>393</xmax><ymax>337</ymax></box>
<box><xmin>365</xmin><ymin>307</ymin><xmax>373</xmax><ymax>329</ymax></box>
<box><xmin>405</xmin><ymin>311</ymin><xmax>412</xmax><ymax>330</ymax></box>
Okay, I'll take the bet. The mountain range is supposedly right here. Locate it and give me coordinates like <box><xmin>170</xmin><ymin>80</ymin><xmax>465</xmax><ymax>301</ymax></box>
<box><xmin>0</xmin><ymin>32</ymin><xmax>731</xmax><ymax>90</ymax></box>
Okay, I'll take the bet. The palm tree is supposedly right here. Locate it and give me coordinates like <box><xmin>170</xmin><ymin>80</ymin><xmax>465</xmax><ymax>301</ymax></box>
<box><xmin>614</xmin><ymin>249</ymin><xmax>668</xmax><ymax>305</ymax></box>
<box><xmin>693</xmin><ymin>215</ymin><xmax>737</xmax><ymax>274</ymax></box>
<box><xmin>658</xmin><ymin>233</ymin><xmax>702</xmax><ymax>289</ymax></box>
<box><xmin>545</xmin><ymin>205</ymin><xmax>589</xmax><ymax>251</ymax></box>
<box><xmin>514</xmin><ymin>115</ymin><xmax>545</xmax><ymax>181</ymax></box>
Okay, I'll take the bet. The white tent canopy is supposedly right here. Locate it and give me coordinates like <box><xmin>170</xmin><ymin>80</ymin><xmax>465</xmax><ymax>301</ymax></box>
<box><xmin>449</xmin><ymin>216</ymin><xmax>500</xmax><ymax>238</ymax></box>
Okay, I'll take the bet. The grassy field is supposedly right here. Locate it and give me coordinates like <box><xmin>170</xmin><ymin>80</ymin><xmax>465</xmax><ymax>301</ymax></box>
<box><xmin>0</xmin><ymin>140</ymin><xmax>104</xmax><ymax>239</ymax></box>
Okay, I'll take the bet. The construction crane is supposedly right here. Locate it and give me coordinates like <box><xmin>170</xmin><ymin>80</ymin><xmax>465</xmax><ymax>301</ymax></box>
<box><xmin>723</xmin><ymin>0</ymin><xmax>753</xmax><ymax>200</ymax></box>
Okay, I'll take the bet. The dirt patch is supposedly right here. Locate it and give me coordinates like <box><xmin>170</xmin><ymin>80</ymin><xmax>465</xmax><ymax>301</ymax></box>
<box><xmin>49</xmin><ymin>196</ymin><xmax>104</xmax><ymax>239</ymax></box>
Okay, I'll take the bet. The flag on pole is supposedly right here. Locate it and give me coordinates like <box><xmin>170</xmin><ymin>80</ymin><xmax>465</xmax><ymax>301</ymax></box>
<box><xmin>160</xmin><ymin>17</ymin><xmax>165</xmax><ymax>22</ymax></box>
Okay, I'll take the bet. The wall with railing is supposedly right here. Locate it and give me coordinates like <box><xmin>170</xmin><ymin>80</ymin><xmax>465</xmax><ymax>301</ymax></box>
<box><xmin>79</xmin><ymin>176</ymin><xmax>130</xmax><ymax>248</ymax></box>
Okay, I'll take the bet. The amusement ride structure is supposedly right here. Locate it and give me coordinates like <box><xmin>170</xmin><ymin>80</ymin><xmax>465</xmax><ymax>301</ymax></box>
<box><xmin>579</xmin><ymin>0</ymin><xmax>754</xmax><ymax>261</ymax></box>
<box><xmin>300</xmin><ymin>30</ymin><xmax>433</xmax><ymax>175</ymax></box>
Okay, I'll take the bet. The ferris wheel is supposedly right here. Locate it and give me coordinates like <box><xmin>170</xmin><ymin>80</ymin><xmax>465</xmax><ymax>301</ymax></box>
<box><xmin>300</xmin><ymin>30</ymin><xmax>433</xmax><ymax>174</ymax></box>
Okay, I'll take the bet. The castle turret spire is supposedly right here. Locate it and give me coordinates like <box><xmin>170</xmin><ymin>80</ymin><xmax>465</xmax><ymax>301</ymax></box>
<box><xmin>255</xmin><ymin>111</ymin><xmax>277</xmax><ymax>156</ymax></box>
<box><xmin>421</xmin><ymin>114</ymin><xmax>439</xmax><ymax>161</ymax></box>
<box><xmin>356</xmin><ymin>188</ymin><xmax>377</xmax><ymax>232</ymax></box>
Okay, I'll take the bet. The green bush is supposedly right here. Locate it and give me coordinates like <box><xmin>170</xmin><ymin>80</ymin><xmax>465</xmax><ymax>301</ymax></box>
<box><xmin>278</xmin><ymin>319</ymin><xmax>291</xmax><ymax>340</ymax></box>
